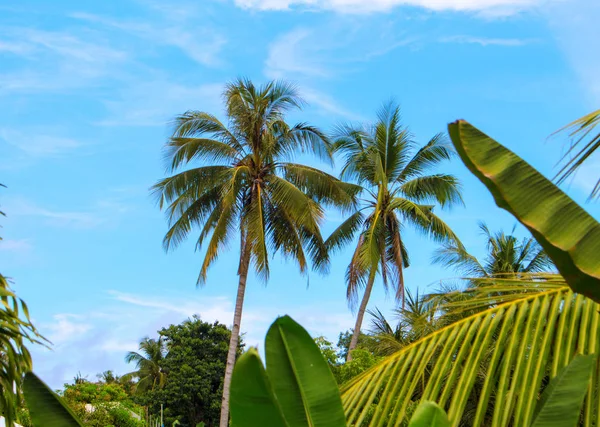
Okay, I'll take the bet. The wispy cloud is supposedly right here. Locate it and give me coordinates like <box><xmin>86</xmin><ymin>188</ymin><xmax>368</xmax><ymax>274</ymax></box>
<box><xmin>0</xmin><ymin>27</ymin><xmax>128</xmax><ymax>95</ymax></box>
<box><xmin>439</xmin><ymin>35</ymin><xmax>538</xmax><ymax>46</ymax></box>
<box><xmin>234</xmin><ymin>0</ymin><xmax>546</xmax><ymax>15</ymax></box>
<box><xmin>96</xmin><ymin>80</ymin><xmax>224</xmax><ymax>127</ymax></box>
<box><xmin>70</xmin><ymin>11</ymin><xmax>226</xmax><ymax>67</ymax></box>
<box><xmin>5</xmin><ymin>194</ymin><xmax>132</xmax><ymax>229</ymax></box>
<box><xmin>1</xmin><ymin>129</ymin><xmax>83</xmax><ymax>157</ymax></box>
<box><xmin>266</xmin><ymin>28</ymin><xmax>330</xmax><ymax>79</ymax></box>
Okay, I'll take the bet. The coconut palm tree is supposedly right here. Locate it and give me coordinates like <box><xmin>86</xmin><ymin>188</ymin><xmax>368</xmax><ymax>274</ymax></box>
<box><xmin>326</xmin><ymin>102</ymin><xmax>463</xmax><ymax>360</ymax></box>
<box><xmin>432</xmin><ymin>222</ymin><xmax>554</xmax><ymax>277</ymax></box>
<box><xmin>367</xmin><ymin>289</ymin><xmax>439</xmax><ymax>356</ymax></box>
<box><xmin>555</xmin><ymin>109</ymin><xmax>600</xmax><ymax>199</ymax></box>
<box><xmin>152</xmin><ymin>79</ymin><xmax>358</xmax><ymax>426</ymax></box>
<box><xmin>125</xmin><ymin>337</ymin><xmax>167</xmax><ymax>394</ymax></box>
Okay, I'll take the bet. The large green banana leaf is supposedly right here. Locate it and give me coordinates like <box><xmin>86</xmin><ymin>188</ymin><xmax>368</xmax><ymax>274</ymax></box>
<box><xmin>341</xmin><ymin>285</ymin><xmax>600</xmax><ymax>426</ymax></box>
<box><xmin>23</xmin><ymin>372</ymin><xmax>83</xmax><ymax>426</ymax></box>
<box><xmin>447</xmin><ymin>120</ymin><xmax>600</xmax><ymax>303</ymax></box>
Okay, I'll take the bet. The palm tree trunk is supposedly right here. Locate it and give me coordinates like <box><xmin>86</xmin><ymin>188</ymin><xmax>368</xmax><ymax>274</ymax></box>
<box><xmin>219</xmin><ymin>240</ymin><xmax>251</xmax><ymax>427</ymax></box>
<box><xmin>347</xmin><ymin>270</ymin><xmax>376</xmax><ymax>362</ymax></box>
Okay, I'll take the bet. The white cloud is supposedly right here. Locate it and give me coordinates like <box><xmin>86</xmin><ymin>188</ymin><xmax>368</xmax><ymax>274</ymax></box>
<box><xmin>44</xmin><ymin>314</ymin><xmax>93</xmax><ymax>346</ymax></box>
<box><xmin>234</xmin><ymin>0</ymin><xmax>545</xmax><ymax>14</ymax></box>
<box><xmin>439</xmin><ymin>35</ymin><xmax>537</xmax><ymax>46</ymax></box>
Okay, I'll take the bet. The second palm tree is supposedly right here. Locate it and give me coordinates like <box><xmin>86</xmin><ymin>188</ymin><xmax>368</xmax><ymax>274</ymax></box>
<box><xmin>327</xmin><ymin>102</ymin><xmax>463</xmax><ymax>360</ymax></box>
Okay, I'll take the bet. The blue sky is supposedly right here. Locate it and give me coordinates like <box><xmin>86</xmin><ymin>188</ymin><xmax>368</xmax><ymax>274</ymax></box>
<box><xmin>1</xmin><ymin>0</ymin><xmax>599</xmax><ymax>388</ymax></box>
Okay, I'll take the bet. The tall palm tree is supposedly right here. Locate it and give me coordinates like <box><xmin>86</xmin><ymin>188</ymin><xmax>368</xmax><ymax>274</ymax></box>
<box><xmin>432</xmin><ymin>222</ymin><xmax>554</xmax><ymax>277</ymax></box>
<box><xmin>555</xmin><ymin>109</ymin><xmax>600</xmax><ymax>199</ymax></box>
<box><xmin>326</xmin><ymin>102</ymin><xmax>463</xmax><ymax>360</ymax></box>
<box><xmin>125</xmin><ymin>337</ymin><xmax>167</xmax><ymax>394</ymax></box>
<box><xmin>152</xmin><ymin>79</ymin><xmax>358</xmax><ymax>426</ymax></box>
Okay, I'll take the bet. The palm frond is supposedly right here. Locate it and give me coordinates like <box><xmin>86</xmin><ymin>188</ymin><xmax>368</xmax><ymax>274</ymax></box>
<box><xmin>342</xmin><ymin>283</ymin><xmax>600</xmax><ymax>427</ymax></box>
<box><xmin>432</xmin><ymin>241</ymin><xmax>487</xmax><ymax>277</ymax></box>
<box><xmin>554</xmin><ymin>109</ymin><xmax>600</xmax><ymax>199</ymax></box>
<box><xmin>164</xmin><ymin>137</ymin><xmax>241</xmax><ymax>171</ymax></box>
<box><xmin>280</xmin><ymin>163</ymin><xmax>360</xmax><ymax>211</ymax></box>
<box><xmin>400</xmin><ymin>174</ymin><xmax>464</xmax><ymax>208</ymax></box>
<box><xmin>397</xmin><ymin>133</ymin><xmax>454</xmax><ymax>183</ymax></box>
<box><xmin>325</xmin><ymin>211</ymin><xmax>365</xmax><ymax>254</ymax></box>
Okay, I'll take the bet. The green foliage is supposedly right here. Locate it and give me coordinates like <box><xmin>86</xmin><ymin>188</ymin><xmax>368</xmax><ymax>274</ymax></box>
<box><xmin>109</xmin><ymin>406</ymin><xmax>145</xmax><ymax>427</ymax></box>
<box><xmin>137</xmin><ymin>316</ymin><xmax>236</xmax><ymax>427</ymax></box>
<box><xmin>407</xmin><ymin>401</ymin><xmax>450</xmax><ymax>427</ymax></box>
<box><xmin>230</xmin><ymin>315</ymin><xmax>346</xmax><ymax>427</ymax></box>
<box><xmin>448</xmin><ymin>120</ymin><xmax>600</xmax><ymax>304</ymax></box>
<box><xmin>62</xmin><ymin>382</ymin><xmax>129</xmax><ymax>404</ymax></box>
<box><xmin>336</xmin><ymin>349</ymin><xmax>382</xmax><ymax>385</ymax></box>
<box><xmin>531</xmin><ymin>354</ymin><xmax>595</xmax><ymax>427</ymax></box>
<box><xmin>314</xmin><ymin>335</ymin><xmax>381</xmax><ymax>385</ymax></box>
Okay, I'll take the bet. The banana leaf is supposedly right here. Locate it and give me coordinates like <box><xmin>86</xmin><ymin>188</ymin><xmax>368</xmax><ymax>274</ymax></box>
<box><xmin>447</xmin><ymin>120</ymin><xmax>600</xmax><ymax>303</ymax></box>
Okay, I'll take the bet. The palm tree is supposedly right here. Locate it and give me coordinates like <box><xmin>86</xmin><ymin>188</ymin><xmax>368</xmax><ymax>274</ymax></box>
<box><xmin>152</xmin><ymin>79</ymin><xmax>358</xmax><ymax>426</ymax></box>
<box><xmin>367</xmin><ymin>289</ymin><xmax>439</xmax><ymax>356</ymax></box>
<box><xmin>555</xmin><ymin>109</ymin><xmax>600</xmax><ymax>199</ymax></box>
<box><xmin>125</xmin><ymin>337</ymin><xmax>167</xmax><ymax>394</ymax></box>
<box><xmin>326</xmin><ymin>102</ymin><xmax>463</xmax><ymax>360</ymax></box>
<box><xmin>432</xmin><ymin>222</ymin><xmax>554</xmax><ymax>277</ymax></box>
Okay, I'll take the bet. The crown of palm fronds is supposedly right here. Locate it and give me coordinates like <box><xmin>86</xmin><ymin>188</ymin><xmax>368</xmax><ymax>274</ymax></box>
<box><xmin>125</xmin><ymin>336</ymin><xmax>167</xmax><ymax>394</ymax></box>
<box><xmin>153</xmin><ymin>79</ymin><xmax>360</xmax><ymax>284</ymax></box>
<box><xmin>433</xmin><ymin>222</ymin><xmax>554</xmax><ymax>279</ymax></box>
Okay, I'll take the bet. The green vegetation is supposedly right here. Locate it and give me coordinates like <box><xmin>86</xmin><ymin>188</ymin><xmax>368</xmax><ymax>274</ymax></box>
<box><xmin>133</xmin><ymin>317</ymin><xmax>238</xmax><ymax>426</ymax></box>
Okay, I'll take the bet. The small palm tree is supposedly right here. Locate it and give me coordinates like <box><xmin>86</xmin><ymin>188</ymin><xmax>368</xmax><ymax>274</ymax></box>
<box><xmin>368</xmin><ymin>289</ymin><xmax>438</xmax><ymax>356</ymax></box>
<box><xmin>125</xmin><ymin>337</ymin><xmax>167</xmax><ymax>394</ymax></box>
<box><xmin>327</xmin><ymin>102</ymin><xmax>463</xmax><ymax>360</ymax></box>
<box><xmin>432</xmin><ymin>222</ymin><xmax>554</xmax><ymax>277</ymax></box>
<box><xmin>152</xmin><ymin>79</ymin><xmax>358</xmax><ymax>425</ymax></box>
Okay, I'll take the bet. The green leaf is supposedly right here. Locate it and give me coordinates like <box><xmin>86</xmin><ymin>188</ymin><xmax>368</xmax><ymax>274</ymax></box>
<box><xmin>408</xmin><ymin>401</ymin><xmax>451</xmax><ymax>427</ymax></box>
<box><xmin>531</xmin><ymin>354</ymin><xmax>595</xmax><ymax>427</ymax></box>
<box><xmin>447</xmin><ymin>120</ymin><xmax>600</xmax><ymax>303</ymax></box>
<box><xmin>265</xmin><ymin>315</ymin><xmax>346</xmax><ymax>427</ymax></box>
<box><xmin>230</xmin><ymin>348</ymin><xmax>288</xmax><ymax>427</ymax></box>
<box><xmin>23</xmin><ymin>372</ymin><xmax>83</xmax><ymax>427</ymax></box>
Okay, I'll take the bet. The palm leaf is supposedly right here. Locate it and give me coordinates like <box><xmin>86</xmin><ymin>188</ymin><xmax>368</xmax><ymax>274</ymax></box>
<box><xmin>341</xmin><ymin>285</ymin><xmax>600</xmax><ymax>427</ymax></box>
<box><xmin>554</xmin><ymin>109</ymin><xmax>600</xmax><ymax>199</ymax></box>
